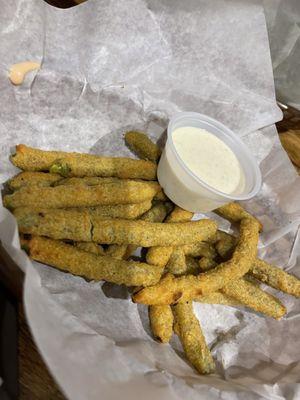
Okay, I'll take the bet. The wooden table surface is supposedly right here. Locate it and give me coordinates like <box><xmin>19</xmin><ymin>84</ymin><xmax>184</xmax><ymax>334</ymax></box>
<box><xmin>0</xmin><ymin>105</ymin><xmax>295</xmax><ymax>399</ymax></box>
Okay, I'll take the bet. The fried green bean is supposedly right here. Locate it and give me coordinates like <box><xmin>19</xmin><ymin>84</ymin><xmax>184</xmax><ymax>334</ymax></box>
<box><xmin>125</xmin><ymin>131</ymin><xmax>161</xmax><ymax>162</ymax></box>
<box><xmin>105</xmin><ymin>202</ymin><xmax>170</xmax><ymax>260</ymax></box>
<box><xmin>8</xmin><ymin>171</ymin><xmax>62</xmax><ymax>190</ymax></box>
<box><xmin>183</xmin><ymin>243</ymin><xmax>217</xmax><ymax>259</ymax></box>
<box><xmin>4</xmin><ymin>181</ymin><xmax>159</xmax><ymax>209</ymax></box>
<box><xmin>15</xmin><ymin>208</ymin><xmax>216</xmax><ymax>247</ymax></box>
<box><xmin>172</xmin><ymin>302</ymin><xmax>215</xmax><ymax>374</ymax></box>
<box><xmin>194</xmin><ymin>292</ymin><xmax>240</xmax><ymax>306</ymax></box>
<box><xmin>75</xmin><ymin>242</ymin><xmax>105</xmax><ymax>256</ymax></box>
<box><xmin>198</xmin><ymin>257</ymin><xmax>217</xmax><ymax>271</ymax></box>
<box><xmin>166</xmin><ymin>248</ymin><xmax>187</xmax><ymax>275</ymax></box>
<box><xmin>146</xmin><ymin>207</ymin><xmax>194</xmax><ymax>267</ymax></box>
<box><xmin>11</xmin><ymin>144</ymin><xmax>157</xmax><ymax>180</ymax></box>
<box><xmin>215</xmin><ymin>233</ymin><xmax>300</xmax><ymax>298</ymax></box>
<box><xmin>251</xmin><ymin>259</ymin><xmax>300</xmax><ymax>298</ymax></box>
<box><xmin>194</xmin><ymin>218</ymin><xmax>260</xmax><ymax>294</ymax></box>
<box><xmin>197</xmin><ymin>257</ymin><xmax>286</xmax><ymax>318</ymax></box>
<box><xmin>133</xmin><ymin>219</ymin><xmax>260</xmax><ymax>305</ymax></box>
<box><xmin>85</xmin><ymin>201</ymin><xmax>152</xmax><ymax>220</ymax></box>
<box><xmin>221</xmin><ymin>279</ymin><xmax>286</xmax><ymax>319</ymax></box>
<box><xmin>29</xmin><ymin>236</ymin><xmax>163</xmax><ymax>287</ymax></box>
<box><xmin>92</xmin><ymin>218</ymin><xmax>217</xmax><ymax>247</ymax></box>
<box><xmin>13</xmin><ymin>201</ymin><xmax>152</xmax><ymax>222</ymax></box>
<box><xmin>15</xmin><ymin>208</ymin><xmax>92</xmax><ymax>242</ymax></box>
<box><xmin>105</xmin><ymin>244</ymin><xmax>131</xmax><ymax>260</ymax></box>
<box><xmin>55</xmin><ymin>176</ymin><xmax>120</xmax><ymax>186</ymax></box>
<box><xmin>146</xmin><ymin>246</ymin><xmax>174</xmax><ymax>268</ymax></box>
<box><xmin>54</xmin><ymin>176</ymin><xmax>167</xmax><ymax>202</ymax></box>
<box><xmin>215</xmin><ymin>202</ymin><xmax>263</xmax><ymax>231</ymax></box>
<box><xmin>215</xmin><ymin>231</ymin><xmax>237</xmax><ymax>259</ymax></box>
<box><xmin>149</xmin><ymin>305</ymin><xmax>173</xmax><ymax>343</ymax></box>
<box><xmin>185</xmin><ymin>256</ymin><xmax>201</xmax><ymax>275</ymax></box>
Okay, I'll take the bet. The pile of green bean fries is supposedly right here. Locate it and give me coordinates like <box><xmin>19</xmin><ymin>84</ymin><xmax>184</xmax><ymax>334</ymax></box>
<box><xmin>3</xmin><ymin>133</ymin><xmax>300</xmax><ymax>375</ymax></box>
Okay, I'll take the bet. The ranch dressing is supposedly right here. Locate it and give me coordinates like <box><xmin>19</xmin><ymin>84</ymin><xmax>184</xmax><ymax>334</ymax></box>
<box><xmin>172</xmin><ymin>127</ymin><xmax>244</xmax><ymax>194</ymax></box>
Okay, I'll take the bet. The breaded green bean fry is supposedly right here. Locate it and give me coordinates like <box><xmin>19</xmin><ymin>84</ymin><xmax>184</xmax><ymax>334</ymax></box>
<box><xmin>54</xmin><ymin>176</ymin><xmax>167</xmax><ymax>202</ymax></box>
<box><xmin>75</xmin><ymin>242</ymin><xmax>105</xmax><ymax>256</ymax></box>
<box><xmin>11</xmin><ymin>144</ymin><xmax>157</xmax><ymax>180</ymax></box>
<box><xmin>197</xmin><ymin>257</ymin><xmax>286</xmax><ymax>319</ymax></box>
<box><xmin>194</xmin><ymin>292</ymin><xmax>240</xmax><ymax>306</ymax></box>
<box><xmin>215</xmin><ymin>231</ymin><xmax>237</xmax><ymax>259</ymax></box>
<box><xmin>13</xmin><ymin>201</ymin><xmax>152</xmax><ymax>221</ymax></box>
<box><xmin>29</xmin><ymin>236</ymin><xmax>163</xmax><ymax>287</ymax></box>
<box><xmin>8</xmin><ymin>171</ymin><xmax>62</xmax><ymax>190</ymax></box>
<box><xmin>54</xmin><ymin>176</ymin><xmax>120</xmax><ymax>186</ymax></box>
<box><xmin>146</xmin><ymin>246</ymin><xmax>174</xmax><ymax>268</ymax></box>
<box><xmin>215</xmin><ymin>202</ymin><xmax>263</xmax><ymax>231</ymax></box>
<box><xmin>198</xmin><ymin>257</ymin><xmax>217</xmax><ymax>271</ymax></box>
<box><xmin>194</xmin><ymin>218</ymin><xmax>260</xmax><ymax>294</ymax></box>
<box><xmin>146</xmin><ymin>207</ymin><xmax>193</xmax><ymax>267</ymax></box>
<box><xmin>125</xmin><ymin>131</ymin><xmax>161</xmax><ymax>162</ymax></box>
<box><xmin>166</xmin><ymin>207</ymin><xmax>193</xmax><ymax>222</ymax></box>
<box><xmin>149</xmin><ymin>305</ymin><xmax>173</xmax><ymax>343</ymax></box>
<box><xmin>15</xmin><ymin>208</ymin><xmax>216</xmax><ymax>247</ymax></box>
<box><xmin>15</xmin><ymin>208</ymin><xmax>92</xmax><ymax>242</ymax></box>
<box><xmin>49</xmin><ymin>157</ymin><xmax>157</xmax><ymax>180</ymax></box>
<box><xmin>105</xmin><ymin>244</ymin><xmax>130</xmax><ymax>260</ymax></box>
<box><xmin>172</xmin><ymin>302</ymin><xmax>215</xmax><ymax>374</ymax></box>
<box><xmin>106</xmin><ymin>202</ymin><xmax>169</xmax><ymax>259</ymax></box>
<box><xmin>134</xmin><ymin>218</ymin><xmax>259</xmax><ymax>304</ymax></box>
<box><xmin>91</xmin><ymin>218</ymin><xmax>217</xmax><ymax>247</ymax></box>
<box><xmin>183</xmin><ymin>243</ymin><xmax>217</xmax><ymax>259</ymax></box>
<box><xmin>221</xmin><ymin>279</ymin><xmax>286</xmax><ymax>319</ymax></box>
<box><xmin>185</xmin><ymin>256</ymin><xmax>200</xmax><ymax>275</ymax></box>
<box><xmin>215</xmin><ymin>233</ymin><xmax>300</xmax><ymax>298</ymax></box>
<box><xmin>251</xmin><ymin>259</ymin><xmax>300</xmax><ymax>298</ymax></box>
<box><xmin>4</xmin><ymin>181</ymin><xmax>159</xmax><ymax>209</ymax></box>
<box><xmin>86</xmin><ymin>200</ymin><xmax>152</xmax><ymax>220</ymax></box>
<box><xmin>166</xmin><ymin>248</ymin><xmax>187</xmax><ymax>275</ymax></box>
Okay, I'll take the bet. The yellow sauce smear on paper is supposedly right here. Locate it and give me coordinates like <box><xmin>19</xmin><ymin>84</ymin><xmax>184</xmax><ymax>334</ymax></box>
<box><xmin>9</xmin><ymin>61</ymin><xmax>40</xmax><ymax>85</ymax></box>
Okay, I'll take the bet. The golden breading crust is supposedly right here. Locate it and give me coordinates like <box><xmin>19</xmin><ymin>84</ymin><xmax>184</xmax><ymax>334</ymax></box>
<box><xmin>215</xmin><ymin>202</ymin><xmax>263</xmax><ymax>231</ymax></box>
<box><xmin>221</xmin><ymin>278</ymin><xmax>286</xmax><ymax>319</ymax></box>
<box><xmin>146</xmin><ymin>207</ymin><xmax>194</xmax><ymax>267</ymax></box>
<box><xmin>194</xmin><ymin>292</ymin><xmax>240</xmax><ymax>306</ymax></box>
<box><xmin>183</xmin><ymin>242</ymin><xmax>217</xmax><ymax>259</ymax></box>
<box><xmin>106</xmin><ymin>202</ymin><xmax>169</xmax><ymax>259</ymax></box>
<box><xmin>172</xmin><ymin>302</ymin><xmax>215</xmax><ymax>374</ymax></box>
<box><xmin>54</xmin><ymin>176</ymin><xmax>167</xmax><ymax>202</ymax></box>
<box><xmin>29</xmin><ymin>236</ymin><xmax>163</xmax><ymax>287</ymax></box>
<box><xmin>91</xmin><ymin>218</ymin><xmax>217</xmax><ymax>247</ymax></box>
<box><xmin>198</xmin><ymin>257</ymin><xmax>217</xmax><ymax>271</ymax></box>
<box><xmin>125</xmin><ymin>131</ymin><xmax>161</xmax><ymax>162</ymax></box>
<box><xmin>149</xmin><ymin>305</ymin><xmax>173</xmax><ymax>343</ymax></box>
<box><xmin>85</xmin><ymin>201</ymin><xmax>152</xmax><ymax>220</ymax></box>
<box><xmin>215</xmin><ymin>232</ymin><xmax>300</xmax><ymax>298</ymax></box>
<box><xmin>8</xmin><ymin>171</ymin><xmax>62</xmax><ymax>190</ymax></box>
<box><xmin>166</xmin><ymin>248</ymin><xmax>187</xmax><ymax>275</ymax></box>
<box><xmin>11</xmin><ymin>144</ymin><xmax>157</xmax><ymax>180</ymax></box>
<box><xmin>251</xmin><ymin>259</ymin><xmax>300</xmax><ymax>298</ymax></box>
<box><xmin>4</xmin><ymin>180</ymin><xmax>159</xmax><ymax>209</ymax></box>
<box><xmin>133</xmin><ymin>219</ymin><xmax>259</xmax><ymax>304</ymax></box>
<box><xmin>14</xmin><ymin>208</ymin><xmax>216</xmax><ymax>247</ymax></box>
<box><xmin>74</xmin><ymin>242</ymin><xmax>105</xmax><ymax>256</ymax></box>
<box><xmin>15</xmin><ymin>208</ymin><xmax>92</xmax><ymax>242</ymax></box>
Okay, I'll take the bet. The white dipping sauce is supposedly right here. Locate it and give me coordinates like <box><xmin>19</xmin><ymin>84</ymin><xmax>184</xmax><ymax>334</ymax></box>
<box><xmin>172</xmin><ymin>127</ymin><xmax>244</xmax><ymax>194</ymax></box>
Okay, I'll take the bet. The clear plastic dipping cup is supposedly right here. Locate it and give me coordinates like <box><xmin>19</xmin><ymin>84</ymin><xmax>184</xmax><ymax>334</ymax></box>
<box><xmin>157</xmin><ymin>112</ymin><xmax>262</xmax><ymax>213</ymax></box>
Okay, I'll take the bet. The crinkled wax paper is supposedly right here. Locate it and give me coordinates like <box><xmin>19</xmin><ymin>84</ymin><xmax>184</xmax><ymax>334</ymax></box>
<box><xmin>0</xmin><ymin>0</ymin><xmax>300</xmax><ymax>399</ymax></box>
<box><xmin>263</xmin><ymin>0</ymin><xmax>300</xmax><ymax>109</ymax></box>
